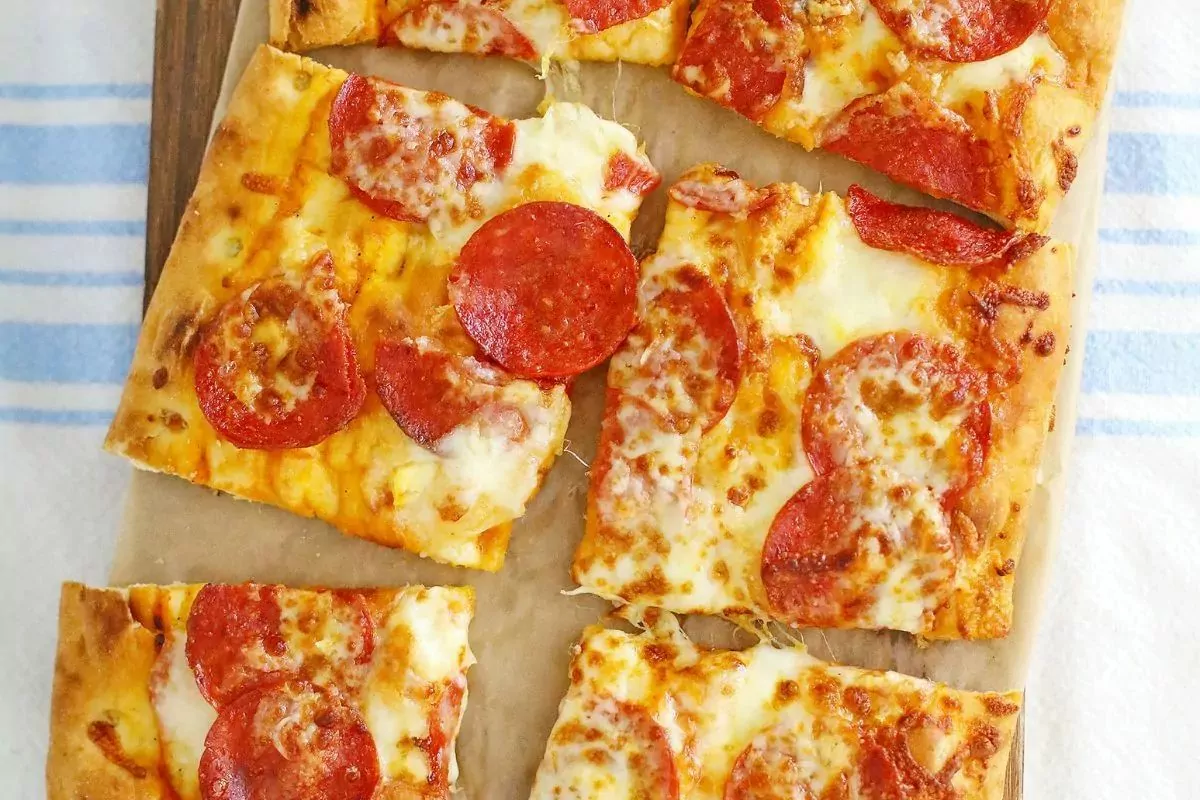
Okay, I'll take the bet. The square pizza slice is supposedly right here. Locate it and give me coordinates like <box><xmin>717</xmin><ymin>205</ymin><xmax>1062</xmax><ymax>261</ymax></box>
<box><xmin>531</xmin><ymin>619</ymin><xmax>1021</xmax><ymax>799</ymax></box>
<box><xmin>574</xmin><ymin>163</ymin><xmax>1071</xmax><ymax>640</ymax></box>
<box><xmin>47</xmin><ymin>581</ymin><xmax>474</xmax><ymax>800</ymax></box>
<box><xmin>106</xmin><ymin>45</ymin><xmax>660</xmax><ymax>570</ymax></box>
<box><xmin>268</xmin><ymin>0</ymin><xmax>691</xmax><ymax>67</ymax></box>
<box><xmin>672</xmin><ymin>0</ymin><xmax>1125</xmax><ymax>232</ymax></box>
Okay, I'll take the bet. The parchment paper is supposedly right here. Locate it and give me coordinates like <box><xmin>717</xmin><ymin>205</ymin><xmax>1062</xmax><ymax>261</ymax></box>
<box><xmin>112</xmin><ymin>2</ymin><xmax>1108</xmax><ymax>796</ymax></box>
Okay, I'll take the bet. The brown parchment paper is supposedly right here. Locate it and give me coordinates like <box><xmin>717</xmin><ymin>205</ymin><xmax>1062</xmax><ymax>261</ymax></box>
<box><xmin>113</xmin><ymin>2</ymin><xmax>1109</xmax><ymax>796</ymax></box>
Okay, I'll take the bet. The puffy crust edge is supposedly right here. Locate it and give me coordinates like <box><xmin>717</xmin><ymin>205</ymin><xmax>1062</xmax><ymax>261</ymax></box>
<box><xmin>930</xmin><ymin>239</ymin><xmax>1074</xmax><ymax>640</ymax></box>
<box><xmin>46</xmin><ymin>583</ymin><xmax>166</xmax><ymax>800</ymax></box>
<box><xmin>268</xmin><ymin>0</ymin><xmax>380</xmax><ymax>51</ymax></box>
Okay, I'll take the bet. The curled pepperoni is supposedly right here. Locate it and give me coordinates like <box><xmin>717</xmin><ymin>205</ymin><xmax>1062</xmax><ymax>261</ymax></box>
<box><xmin>193</xmin><ymin>266</ymin><xmax>365</xmax><ymax>451</ymax></box>
<box><xmin>198</xmin><ymin>681</ymin><xmax>379</xmax><ymax>800</ymax></box>
<box><xmin>823</xmin><ymin>91</ymin><xmax>997</xmax><ymax>215</ymax></box>
<box><xmin>186</xmin><ymin>585</ymin><xmax>375</xmax><ymax>708</ymax></box>
<box><xmin>672</xmin><ymin>0</ymin><xmax>801</xmax><ymax>122</ymax></box>
<box><xmin>449</xmin><ymin>202</ymin><xmax>638</xmax><ymax>378</ymax></box>
<box><xmin>610</xmin><ymin>268</ymin><xmax>742</xmax><ymax>433</ymax></box>
<box><xmin>802</xmin><ymin>332</ymin><xmax>990</xmax><ymax>506</ymax></box>
<box><xmin>669</xmin><ymin>168</ymin><xmax>770</xmax><ymax>215</ymax></box>
<box><xmin>374</xmin><ymin>337</ymin><xmax>521</xmax><ymax>450</ymax></box>
<box><xmin>388</xmin><ymin>1</ymin><xmax>538</xmax><ymax>61</ymax></box>
<box><xmin>846</xmin><ymin>185</ymin><xmax>1047</xmax><ymax>268</ymax></box>
<box><xmin>329</xmin><ymin>74</ymin><xmax>515</xmax><ymax>223</ymax></box>
<box><xmin>564</xmin><ymin>0</ymin><xmax>673</xmax><ymax>32</ymax></box>
<box><xmin>604</xmin><ymin>152</ymin><xmax>662</xmax><ymax>197</ymax></box>
<box><xmin>760</xmin><ymin>465</ymin><xmax>956</xmax><ymax>629</ymax></box>
<box><xmin>869</xmin><ymin>0</ymin><xmax>1051</xmax><ymax>63</ymax></box>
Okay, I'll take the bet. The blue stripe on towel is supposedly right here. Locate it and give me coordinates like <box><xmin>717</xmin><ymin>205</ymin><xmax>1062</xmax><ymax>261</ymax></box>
<box><xmin>0</xmin><ymin>124</ymin><xmax>149</xmax><ymax>183</ymax></box>
<box><xmin>0</xmin><ymin>322</ymin><xmax>137</xmax><ymax>383</ymax></box>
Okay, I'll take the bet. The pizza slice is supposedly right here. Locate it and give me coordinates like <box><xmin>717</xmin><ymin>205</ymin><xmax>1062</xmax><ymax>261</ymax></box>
<box><xmin>105</xmin><ymin>45</ymin><xmax>660</xmax><ymax>570</ymax></box>
<box><xmin>573</xmin><ymin>163</ymin><xmax>1071</xmax><ymax>640</ymax></box>
<box><xmin>672</xmin><ymin>0</ymin><xmax>1125</xmax><ymax>232</ymax></box>
<box><xmin>47</xmin><ymin>581</ymin><xmax>474</xmax><ymax>800</ymax></box>
<box><xmin>531</xmin><ymin>619</ymin><xmax>1021</xmax><ymax>799</ymax></box>
<box><xmin>268</xmin><ymin>0</ymin><xmax>691</xmax><ymax>66</ymax></box>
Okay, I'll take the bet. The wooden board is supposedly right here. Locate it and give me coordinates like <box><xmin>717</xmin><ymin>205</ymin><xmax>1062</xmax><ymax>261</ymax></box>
<box><xmin>142</xmin><ymin>2</ymin><xmax>1023</xmax><ymax>797</ymax></box>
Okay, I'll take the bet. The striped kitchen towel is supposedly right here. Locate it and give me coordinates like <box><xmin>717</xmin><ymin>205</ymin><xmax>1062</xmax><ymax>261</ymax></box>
<box><xmin>1</xmin><ymin>0</ymin><xmax>1198</xmax><ymax>798</ymax></box>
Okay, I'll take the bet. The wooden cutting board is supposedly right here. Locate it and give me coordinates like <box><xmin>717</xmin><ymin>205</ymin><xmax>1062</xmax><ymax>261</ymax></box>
<box><xmin>143</xmin><ymin>2</ymin><xmax>1024</xmax><ymax>796</ymax></box>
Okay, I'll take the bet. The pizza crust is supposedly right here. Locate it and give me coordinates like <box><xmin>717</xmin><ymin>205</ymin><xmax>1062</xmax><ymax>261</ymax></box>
<box><xmin>567</xmin><ymin>0</ymin><xmax>691</xmax><ymax>66</ymax></box>
<box><xmin>268</xmin><ymin>0</ymin><xmax>381</xmax><ymax>50</ymax></box>
<box><xmin>46</xmin><ymin>584</ymin><xmax>167</xmax><ymax>800</ymax></box>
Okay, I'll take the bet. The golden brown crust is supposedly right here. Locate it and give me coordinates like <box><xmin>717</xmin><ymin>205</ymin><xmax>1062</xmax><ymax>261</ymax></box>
<box><xmin>567</xmin><ymin>0</ymin><xmax>690</xmax><ymax>65</ymax></box>
<box><xmin>103</xmin><ymin>45</ymin><xmax>576</xmax><ymax>571</ymax></box>
<box><xmin>930</xmin><ymin>240</ymin><xmax>1073</xmax><ymax>639</ymax></box>
<box><xmin>268</xmin><ymin>0</ymin><xmax>381</xmax><ymax>50</ymax></box>
<box><xmin>46</xmin><ymin>584</ymin><xmax>167</xmax><ymax>800</ymax></box>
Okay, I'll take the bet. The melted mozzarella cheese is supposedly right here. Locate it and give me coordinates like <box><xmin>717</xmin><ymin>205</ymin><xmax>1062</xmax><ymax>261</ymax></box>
<box><xmin>150</xmin><ymin>634</ymin><xmax>217</xmax><ymax>799</ymax></box>
<box><xmin>938</xmin><ymin>32</ymin><xmax>1067</xmax><ymax>106</ymax></box>
<box><xmin>755</xmin><ymin>195</ymin><xmax>950</xmax><ymax>356</ymax></box>
<box><xmin>786</xmin><ymin>5</ymin><xmax>900</xmax><ymax>128</ymax></box>
<box><xmin>534</xmin><ymin>626</ymin><xmax>1020</xmax><ymax>800</ymax></box>
<box><xmin>502</xmin><ymin>0</ymin><xmax>572</xmax><ymax>57</ymax></box>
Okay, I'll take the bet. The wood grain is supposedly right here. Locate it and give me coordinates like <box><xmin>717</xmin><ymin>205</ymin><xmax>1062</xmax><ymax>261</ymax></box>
<box><xmin>144</xmin><ymin>2</ymin><xmax>1025</xmax><ymax>796</ymax></box>
<box><xmin>144</xmin><ymin>0</ymin><xmax>242</xmax><ymax>308</ymax></box>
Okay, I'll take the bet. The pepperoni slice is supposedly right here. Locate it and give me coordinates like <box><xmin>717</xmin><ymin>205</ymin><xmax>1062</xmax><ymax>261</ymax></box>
<box><xmin>563</xmin><ymin>0</ymin><xmax>673</xmax><ymax>32</ymax></box>
<box><xmin>760</xmin><ymin>465</ymin><xmax>956</xmax><ymax>629</ymax></box>
<box><xmin>823</xmin><ymin>91</ymin><xmax>997</xmax><ymax>215</ymax></box>
<box><xmin>186</xmin><ymin>585</ymin><xmax>375</xmax><ymax>708</ymax></box>
<box><xmin>846</xmin><ymin>185</ymin><xmax>1047</xmax><ymax>268</ymax></box>
<box><xmin>420</xmin><ymin>676</ymin><xmax>467</xmax><ymax>795</ymax></box>
<box><xmin>672</xmin><ymin>0</ymin><xmax>801</xmax><ymax>122</ymax></box>
<box><xmin>198</xmin><ymin>681</ymin><xmax>379</xmax><ymax>800</ymax></box>
<box><xmin>193</xmin><ymin>264</ymin><xmax>365</xmax><ymax>451</ymax></box>
<box><xmin>610</xmin><ymin>268</ymin><xmax>742</xmax><ymax>433</ymax></box>
<box><xmin>329</xmin><ymin>74</ymin><xmax>516</xmax><ymax>223</ymax></box>
<box><xmin>725</xmin><ymin>731</ymin><xmax>817</xmax><ymax>800</ymax></box>
<box><xmin>669</xmin><ymin>168</ymin><xmax>770</xmax><ymax>215</ymax></box>
<box><xmin>604</xmin><ymin>152</ymin><xmax>662</xmax><ymax>197</ymax></box>
<box><xmin>869</xmin><ymin>0</ymin><xmax>1051</xmax><ymax>63</ymax></box>
<box><xmin>858</xmin><ymin>714</ymin><xmax>959</xmax><ymax>800</ymax></box>
<box><xmin>388</xmin><ymin>1</ymin><xmax>538</xmax><ymax>61</ymax></box>
<box><xmin>449</xmin><ymin>201</ymin><xmax>638</xmax><ymax>378</ymax></box>
<box><xmin>802</xmin><ymin>332</ymin><xmax>990</xmax><ymax>506</ymax></box>
<box><xmin>374</xmin><ymin>337</ymin><xmax>524</xmax><ymax>450</ymax></box>
<box><xmin>571</xmin><ymin>696</ymin><xmax>680</xmax><ymax>798</ymax></box>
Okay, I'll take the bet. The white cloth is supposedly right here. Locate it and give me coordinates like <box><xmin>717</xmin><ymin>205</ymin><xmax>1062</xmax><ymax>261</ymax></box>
<box><xmin>1</xmin><ymin>0</ymin><xmax>1197</xmax><ymax>797</ymax></box>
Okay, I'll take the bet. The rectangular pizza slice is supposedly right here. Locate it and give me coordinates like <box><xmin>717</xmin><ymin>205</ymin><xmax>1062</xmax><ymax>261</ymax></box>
<box><xmin>531</xmin><ymin>619</ymin><xmax>1021</xmax><ymax>799</ymax></box>
<box><xmin>268</xmin><ymin>0</ymin><xmax>691</xmax><ymax>67</ymax></box>
<box><xmin>47</xmin><ymin>581</ymin><xmax>474</xmax><ymax>800</ymax></box>
<box><xmin>573</xmin><ymin>163</ymin><xmax>1071</xmax><ymax>640</ymax></box>
<box><xmin>105</xmin><ymin>44</ymin><xmax>660</xmax><ymax>570</ymax></box>
<box><xmin>672</xmin><ymin>0</ymin><xmax>1125</xmax><ymax>232</ymax></box>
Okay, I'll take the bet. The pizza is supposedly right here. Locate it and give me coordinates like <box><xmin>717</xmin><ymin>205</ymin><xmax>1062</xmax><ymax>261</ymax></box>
<box><xmin>531</xmin><ymin>618</ymin><xmax>1021</xmax><ymax>799</ymax></box>
<box><xmin>104</xmin><ymin>44</ymin><xmax>660</xmax><ymax>570</ymax></box>
<box><xmin>573</xmin><ymin>163</ymin><xmax>1071</xmax><ymax>640</ymax></box>
<box><xmin>268</xmin><ymin>0</ymin><xmax>691</xmax><ymax>66</ymax></box>
<box><xmin>46</xmin><ymin>581</ymin><xmax>474</xmax><ymax>800</ymax></box>
<box><xmin>672</xmin><ymin>0</ymin><xmax>1125</xmax><ymax>232</ymax></box>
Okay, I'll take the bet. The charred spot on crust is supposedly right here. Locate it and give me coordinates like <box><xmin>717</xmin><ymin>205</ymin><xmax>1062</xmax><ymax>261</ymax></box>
<box><xmin>995</xmin><ymin>558</ymin><xmax>1016</xmax><ymax>577</ymax></box>
<box><xmin>1033</xmin><ymin>331</ymin><xmax>1056</xmax><ymax>357</ymax></box>
<box><xmin>293</xmin><ymin>0</ymin><xmax>314</xmax><ymax>18</ymax></box>
<box><xmin>151</xmin><ymin>367</ymin><xmax>169</xmax><ymax>389</ymax></box>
